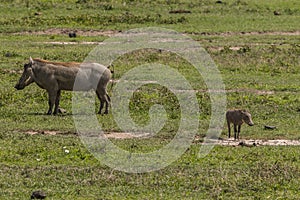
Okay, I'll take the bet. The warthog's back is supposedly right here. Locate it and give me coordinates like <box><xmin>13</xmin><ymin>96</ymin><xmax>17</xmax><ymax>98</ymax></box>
<box><xmin>32</xmin><ymin>59</ymin><xmax>111</xmax><ymax>91</ymax></box>
<box><xmin>226</xmin><ymin>109</ymin><xmax>244</xmax><ymax>125</ymax></box>
<box><xmin>226</xmin><ymin>109</ymin><xmax>254</xmax><ymax>126</ymax></box>
<box><xmin>33</xmin><ymin>58</ymin><xmax>81</xmax><ymax>68</ymax></box>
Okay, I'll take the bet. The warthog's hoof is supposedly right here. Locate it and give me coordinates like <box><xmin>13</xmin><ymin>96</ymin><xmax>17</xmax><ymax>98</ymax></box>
<box><xmin>98</xmin><ymin>110</ymin><xmax>109</xmax><ymax>115</ymax></box>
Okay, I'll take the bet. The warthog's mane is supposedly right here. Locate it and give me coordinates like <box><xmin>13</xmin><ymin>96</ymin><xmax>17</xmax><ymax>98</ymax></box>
<box><xmin>33</xmin><ymin>58</ymin><xmax>81</xmax><ymax>68</ymax></box>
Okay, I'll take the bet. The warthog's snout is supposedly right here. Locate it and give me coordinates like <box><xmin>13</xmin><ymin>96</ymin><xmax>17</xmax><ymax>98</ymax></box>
<box><xmin>14</xmin><ymin>84</ymin><xmax>23</xmax><ymax>90</ymax></box>
<box><xmin>248</xmin><ymin>122</ymin><xmax>254</xmax><ymax>126</ymax></box>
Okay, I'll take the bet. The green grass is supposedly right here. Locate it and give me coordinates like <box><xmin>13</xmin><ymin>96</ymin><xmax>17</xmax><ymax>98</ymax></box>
<box><xmin>0</xmin><ymin>135</ymin><xmax>299</xmax><ymax>199</ymax></box>
<box><xmin>0</xmin><ymin>0</ymin><xmax>299</xmax><ymax>33</ymax></box>
<box><xmin>0</xmin><ymin>0</ymin><xmax>300</xmax><ymax>199</ymax></box>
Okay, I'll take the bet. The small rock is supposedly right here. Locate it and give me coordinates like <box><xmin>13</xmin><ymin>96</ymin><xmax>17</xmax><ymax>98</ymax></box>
<box><xmin>68</xmin><ymin>32</ymin><xmax>77</xmax><ymax>38</ymax></box>
<box><xmin>274</xmin><ymin>11</ymin><xmax>281</xmax><ymax>16</ymax></box>
<box><xmin>264</xmin><ymin>125</ymin><xmax>276</xmax><ymax>130</ymax></box>
<box><xmin>238</xmin><ymin>141</ymin><xmax>255</xmax><ymax>147</ymax></box>
<box><xmin>34</xmin><ymin>12</ymin><xmax>42</xmax><ymax>16</ymax></box>
<box><xmin>4</xmin><ymin>52</ymin><xmax>13</xmax><ymax>57</ymax></box>
<box><xmin>238</xmin><ymin>141</ymin><xmax>245</xmax><ymax>146</ymax></box>
<box><xmin>31</xmin><ymin>190</ymin><xmax>46</xmax><ymax>199</ymax></box>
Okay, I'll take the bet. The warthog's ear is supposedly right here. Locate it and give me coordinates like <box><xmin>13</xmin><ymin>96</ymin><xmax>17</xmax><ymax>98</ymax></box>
<box><xmin>29</xmin><ymin>57</ymin><xmax>34</xmax><ymax>65</ymax></box>
<box><xmin>27</xmin><ymin>67</ymin><xmax>34</xmax><ymax>76</ymax></box>
<box><xmin>241</xmin><ymin>109</ymin><xmax>247</xmax><ymax>113</ymax></box>
<box><xmin>238</xmin><ymin>109</ymin><xmax>244</xmax><ymax>114</ymax></box>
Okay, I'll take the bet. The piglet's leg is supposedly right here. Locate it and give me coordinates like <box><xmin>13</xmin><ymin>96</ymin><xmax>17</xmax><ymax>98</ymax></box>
<box><xmin>234</xmin><ymin>125</ymin><xmax>238</xmax><ymax>140</ymax></box>
<box><xmin>237</xmin><ymin>125</ymin><xmax>241</xmax><ymax>140</ymax></box>
<box><xmin>227</xmin><ymin>121</ymin><xmax>231</xmax><ymax>138</ymax></box>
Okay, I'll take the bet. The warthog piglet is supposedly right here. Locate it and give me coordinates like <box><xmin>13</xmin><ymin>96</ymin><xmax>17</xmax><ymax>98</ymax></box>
<box><xmin>226</xmin><ymin>109</ymin><xmax>254</xmax><ymax>140</ymax></box>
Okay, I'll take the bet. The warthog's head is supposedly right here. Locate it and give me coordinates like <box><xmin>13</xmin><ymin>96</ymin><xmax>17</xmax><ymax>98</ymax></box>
<box><xmin>242</xmin><ymin>110</ymin><xmax>254</xmax><ymax>126</ymax></box>
<box><xmin>14</xmin><ymin>57</ymin><xmax>34</xmax><ymax>90</ymax></box>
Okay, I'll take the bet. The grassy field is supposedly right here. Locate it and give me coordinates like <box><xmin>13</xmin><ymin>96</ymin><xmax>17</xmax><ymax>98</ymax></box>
<box><xmin>0</xmin><ymin>0</ymin><xmax>300</xmax><ymax>199</ymax></box>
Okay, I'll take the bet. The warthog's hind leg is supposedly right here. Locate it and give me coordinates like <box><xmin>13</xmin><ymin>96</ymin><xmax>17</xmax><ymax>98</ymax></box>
<box><xmin>99</xmin><ymin>99</ymin><xmax>104</xmax><ymax>114</ymax></box>
<box><xmin>104</xmin><ymin>92</ymin><xmax>111</xmax><ymax>114</ymax></box>
<box><xmin>96</xmin><ymin>90</ymin><xmax>110</xmax><ymax>115</ymax></box>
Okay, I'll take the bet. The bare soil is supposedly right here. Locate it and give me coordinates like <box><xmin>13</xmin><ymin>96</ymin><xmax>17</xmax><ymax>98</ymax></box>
<box><xmin>12</xmin><ymin>28</ymin><xmax>300</xmax><ymax>37</ymax></box>
<box><xmin>19</xmin><ymin>29</ymin><xmax>298</xmax><ymax>53</ymax></box>
<box><xmin>24</xmin><ymin>130</ymin><xmax>300</xmax><ymax>146</ymax></box>
<box><xmin>203</xmin><ymin>138</ymin><xmax>300</xmax><ymax>146</ymax></box>
<box><xmin>13</xmin><ymin>28</ymin><xmax>120</xmax><ymax>36</ymax></box>
<box><xmin>191</xmin><ymin>30</ymin><xmax>300</xmax><ymax>36</ymax></box>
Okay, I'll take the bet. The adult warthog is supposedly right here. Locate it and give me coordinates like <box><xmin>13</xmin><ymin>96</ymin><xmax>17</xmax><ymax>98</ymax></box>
<box><xmin>15</xmin><ymin>57</ymin><xmax>111</xmax><ymax>115</ymax></box>
<box><xmin>226</xmin><ymin>109</ymin><xmax>254</xmax><ymax>140</ymax></box>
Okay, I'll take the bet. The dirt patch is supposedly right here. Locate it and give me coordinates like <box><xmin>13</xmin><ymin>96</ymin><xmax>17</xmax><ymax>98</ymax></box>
<box><xmin>41</xmin><ymin>41</ymin><xmax>100</xmax><ymax>45</ymax></box>
<box><xmin>105</xmin><ymin>132</ymin><xmax>151</xmax><ymax>139</ymax></box>
<box><xmin>203</xmin><ymin>138</ymin><xmax>300</xmax><ymax>146</ymax></box>
<box><xmin>12</xmin><ymin>29</ymin><xmax>300</xmax><ymax>37</ymax></box>
<box><xmin>24</xmin><ymin>130</ymin><xmax>300</xmax><ymax>146</ymax></box>
<box><xmin>191</xmin><ymin>30</ymin><xmax>300</xmax><ymax>37</ymax></box>
<box><xmin>24</xmin><ymin>130</ymin><xmax>150</xmax><ymax>139</ymax></box>
<box><xmin>25</xmin><ymin>130</ymin><xmax>61</xmax><ymax>135</ymax></box>
<box><xmin>226</xmin><ymin>88</ymin><xmax>274</xmax><ymax>95</ymax></box>
<box><xmin>13</xmin><ymin>28</ymin><xmax>120</xmax><ymax>37</ymax></box>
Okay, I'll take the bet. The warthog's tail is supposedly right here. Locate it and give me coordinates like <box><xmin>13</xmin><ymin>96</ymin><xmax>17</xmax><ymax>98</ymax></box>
<box><xmin>108</xmin><ymin>63</ymin><xmax>115</xmax><ymax>92</ymax></box>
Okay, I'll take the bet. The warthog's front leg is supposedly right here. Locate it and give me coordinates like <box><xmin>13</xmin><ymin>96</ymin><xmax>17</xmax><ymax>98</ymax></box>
<box><xmin>47</xmin><ymin>90</ymin><xmax>58</xmax><ymax>115</ymax></box>
<box><xmin>237</xmin><ymin>125</ymin><xmax>241</xmax><ymax>140</ymax></box>
<box><xmin>234</xmin><ymin>124</ymin><xmax>238</xmax><ymax>140</ymax></box>
<box><xmin>227</xmin><ymin>120</ymin><xmax>231</xmax><ymax>138</ymax></box>
<box><xmin>53</xmin><ymin>90</ymin><xmax>61</xmax><ymax>115</ymax></box>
